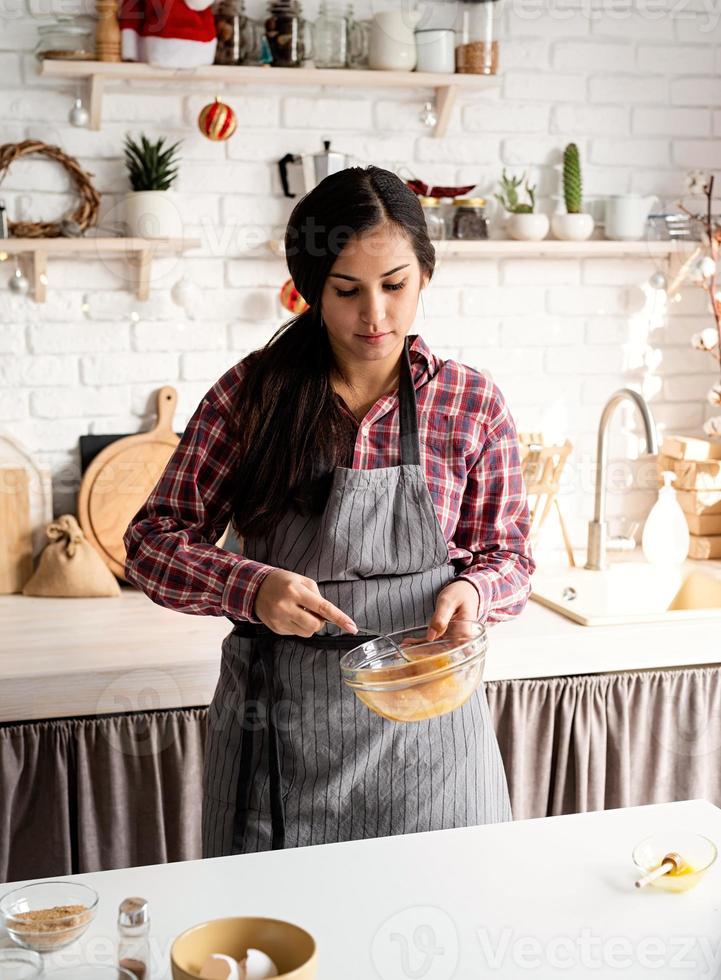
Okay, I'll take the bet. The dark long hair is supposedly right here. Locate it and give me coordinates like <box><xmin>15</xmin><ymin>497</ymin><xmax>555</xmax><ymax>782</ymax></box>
<box><xmin>229</xmin><ymin>165</ymin><xmax>436</xmax><ymax>539</ymax></box>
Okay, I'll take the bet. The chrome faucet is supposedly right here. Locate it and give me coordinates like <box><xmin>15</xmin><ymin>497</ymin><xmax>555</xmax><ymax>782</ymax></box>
<box><xmin>586</xmin><ymin>388</ymin><xmax>659</xmax><ymax>571</ymax></box>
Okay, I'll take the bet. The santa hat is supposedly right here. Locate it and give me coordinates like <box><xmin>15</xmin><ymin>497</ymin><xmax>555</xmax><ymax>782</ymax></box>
<box><xmin>120</xmin><ymin>0</ymin><xmax>218</xmax><ymax>68</ymax></box>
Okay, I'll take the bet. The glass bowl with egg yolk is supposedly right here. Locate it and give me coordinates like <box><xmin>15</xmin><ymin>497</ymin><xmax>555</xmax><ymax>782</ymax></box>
<box><xmin>632</xmin><ymin>832</ymin><xmax>717</xmax><ymax>892</ymax></box>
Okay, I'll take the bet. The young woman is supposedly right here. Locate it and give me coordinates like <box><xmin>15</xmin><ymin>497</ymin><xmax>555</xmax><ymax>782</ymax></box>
<box><xmin>124</xmin><ymin>165</ymin><xmax>535</xmax><ymax>857</ymax></box>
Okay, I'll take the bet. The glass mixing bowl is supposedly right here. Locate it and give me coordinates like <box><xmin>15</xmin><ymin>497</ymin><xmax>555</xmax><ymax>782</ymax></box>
<box><xmin>632</xmin><ymin>831</ymin><xmax>717</xmax><ymax>892</ymax></box>
<box><xmin>339</xmin><ymin>620</ymin><xmax>487</xmax><ymax>722</ymax></box>
<box><xmin>0</xmin><ymin>881</ymin><xmax>98</xmax><ymax>952</ymax></box>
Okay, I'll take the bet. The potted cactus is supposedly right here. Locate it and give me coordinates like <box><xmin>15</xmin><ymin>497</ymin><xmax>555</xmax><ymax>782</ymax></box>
<box><xmin>551</xmin><ymin>143</ymin><xmax>595</xmax><ymax>241</ymax></box>
<box><xmin>123</xmin><ymin>133</ymin><xmax>183</xmax><ymax>239</ymax></box>
<box><xmin>494</xmin><ymin>169</ymin><xmax>549</xmax><ymax>241</ymax></box>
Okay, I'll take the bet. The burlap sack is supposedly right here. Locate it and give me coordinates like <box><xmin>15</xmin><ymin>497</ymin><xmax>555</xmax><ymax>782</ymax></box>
<box><xmin>22</xmin><ymin>514</ymin><xmax>120</xmax><ymax>598</ymax></box>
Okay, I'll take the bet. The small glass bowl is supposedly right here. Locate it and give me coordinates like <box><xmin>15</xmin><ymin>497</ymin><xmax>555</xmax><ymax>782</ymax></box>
<box><xmin>632</xmin><ymin>832</ymin><xmax>717</xmax><ymax>892</ymax></box>
<box><xmin>340</xmin><ymin>620</ymin><xmax>487</xmax><ymax>722</ymax></box>
<box><xmin>0</xmin><ymin>947</ymin><xmax>43</xmax><ymax>979</ymax></box>
<box><xmin>0</xmin><ymin>881</ymin><xmax>98</xmax><ymax>952</ymax></box>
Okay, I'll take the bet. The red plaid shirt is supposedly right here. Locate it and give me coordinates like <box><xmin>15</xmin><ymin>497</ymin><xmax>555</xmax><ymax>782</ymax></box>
<box><xmin>124</xmin><ymin>334</ymin><xmax>535</xmax><ymax>624</ymax></box>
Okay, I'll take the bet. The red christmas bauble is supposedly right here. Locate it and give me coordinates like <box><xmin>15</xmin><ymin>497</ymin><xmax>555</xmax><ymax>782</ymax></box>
<box><xmin>197</xmin><ymin>97</ymin><xmax>237</xmax><ymax>141</ymax></box>
<box><xmin>279</xmin><ymin>277</ymin><xmax>309</xmax><ymax>314</ymax></box>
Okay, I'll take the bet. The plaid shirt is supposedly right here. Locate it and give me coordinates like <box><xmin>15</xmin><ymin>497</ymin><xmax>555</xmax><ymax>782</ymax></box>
<box><xmin>124</xmin><ymin>334</ymin><xmax>535</xmax><ymax>625</ymax></box>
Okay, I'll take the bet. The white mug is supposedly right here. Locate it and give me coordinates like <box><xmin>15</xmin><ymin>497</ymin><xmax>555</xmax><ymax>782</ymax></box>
<box><xmin>604</xmin><ymin>194</ymin><xmax>659</xmax><ymax>241</ymax></box>
<box><xmin>415</xmin><ymin>28</ymin><xmax>455</xmax><ymax>73</ymax></box>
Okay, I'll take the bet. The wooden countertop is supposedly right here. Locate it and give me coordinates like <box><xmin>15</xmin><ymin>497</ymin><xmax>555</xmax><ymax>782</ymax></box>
<box><xmin>5</xmin><ymin>799</ymin><xmax>721</xmax><ymax>976</ymax></box>
<box><xmin>1</xmin><ymin>565</ymin><xmax>720</xmax><ymax>723</ymax></box>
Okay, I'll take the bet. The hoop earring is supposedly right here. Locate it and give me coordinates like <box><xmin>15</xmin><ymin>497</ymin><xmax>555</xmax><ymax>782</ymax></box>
<box><xmin>420</xmin><ymin>292</ymin><xmax>426</xmax><ymax>319</ymax></box>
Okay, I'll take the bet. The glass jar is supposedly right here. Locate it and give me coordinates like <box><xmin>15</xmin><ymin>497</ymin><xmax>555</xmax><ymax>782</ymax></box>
<box><xmin>346</xmin><ymin>2</ymin><xmax>370</xmax><ymax>69</ymax></box>
<box><xmin>419</xmin><ymin>196</ymin><xmax>446</xmax><ymax>241</ymax></box>
<box><xmin>455</xmin><ymin>0</ymin><xmax>501</xmax><ymax>75</ymax></box>
<box><xmin>117</xmin><ymin>897</ymin><xmax>150</xmax><ymax>980</ymax></box>
<box><xmin>452</xmin><ymin>197</ymin><xmax>489</xmax><ymax>239</ymax></box>
<box><xmin>214</xmin><ymin>0</ymin><xmax>263</xmax><ymax>65</ymax></box>
<box><xmin>264</xmin><ymin>0</ymin><xmax>311</xmax><ymax>68</ymax></box>
<box><xmin>313</xmin><ymin>0</ymin><xmax>347</xmax><ymax>68</ymax></box>
<box><xmin>35</xmin><ymin>17</ymin><xmax>95</xmax><ymax>60</ymax></box>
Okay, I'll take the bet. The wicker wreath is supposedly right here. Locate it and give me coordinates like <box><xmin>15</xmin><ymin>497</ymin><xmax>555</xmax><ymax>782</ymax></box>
<box><xmin>0</xmin><ymin>140</ymin><xmax>101</xmax><ymax>238</ymax></box>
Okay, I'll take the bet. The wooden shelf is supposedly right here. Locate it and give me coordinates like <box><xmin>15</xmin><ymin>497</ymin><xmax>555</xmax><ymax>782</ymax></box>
<box><xmin>39</xmin><ymin>60</ymin><xmax>499</xmax><ymax>137</ymax></box>
<box><xmin>269</xmin><ymin>238</ymin><xmax>698</xmax><ymax>260</ymax></box>
<box><xmin>0</xmin><ymin>237</ymin><xmax>200</xmax><ymax>302</ymax></box>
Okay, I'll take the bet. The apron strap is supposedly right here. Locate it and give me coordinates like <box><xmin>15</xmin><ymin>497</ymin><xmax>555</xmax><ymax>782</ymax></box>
<box><xmin>399</xmin><ymin>335</ymin><xmax>422</xmax><ymax>468</ymax></box>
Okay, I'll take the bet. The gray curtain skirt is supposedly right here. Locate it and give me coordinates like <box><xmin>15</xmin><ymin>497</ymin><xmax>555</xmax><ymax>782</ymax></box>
<box><xmin>3</xmin><ymin>666</ymin><xmax>721</xmax><ymax>882</ymax></box>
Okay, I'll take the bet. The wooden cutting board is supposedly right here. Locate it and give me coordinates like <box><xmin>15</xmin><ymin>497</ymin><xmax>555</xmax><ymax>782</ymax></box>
<box><xmin>0</xmin><ymin>468</ymin><xmax>33</xmax><ymax>594</ymax></box>
<box><xmin>77</xmin><ymin>386</ymin><xmax>180</xmax><ymax>580</ymax></box>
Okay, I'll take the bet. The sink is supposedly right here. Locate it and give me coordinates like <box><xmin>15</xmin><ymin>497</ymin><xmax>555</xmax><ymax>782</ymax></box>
<box><xmin>531</xmin><ymin>562</ymin><xmax>721</xmax><ymax>626</ymax></box>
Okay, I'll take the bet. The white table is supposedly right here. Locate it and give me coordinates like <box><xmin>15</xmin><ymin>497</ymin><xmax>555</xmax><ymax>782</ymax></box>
<box><xmin>3</xmin><ymin>800</ymin><xmax>721</xmax><ymax>979</ymax></box>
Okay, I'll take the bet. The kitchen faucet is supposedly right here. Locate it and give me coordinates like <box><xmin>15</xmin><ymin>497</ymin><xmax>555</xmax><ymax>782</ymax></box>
<box><xmin>586</xmin><ymin>388</ymin><xmax>659</xmax><ymax>571</ymax></box>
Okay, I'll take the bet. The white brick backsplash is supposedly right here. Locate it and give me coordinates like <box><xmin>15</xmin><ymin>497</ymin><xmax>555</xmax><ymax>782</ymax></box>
<box><xmin>2</xmin><ymin>9</ymin><xmax>718</xmax><ymax>541</ymax></box>
<box><xmin>180</xmin><ymin>350</ymin><xmax>241</xmax><ymax>381</ymax></box>
<box><xmin>551</xmin><ymin>104</ymin><xmax>629</xmax><ymax>136</ymax></box>
<box><xmin>464</xmin><ymin>102</ymin><xmax>551</xmax><ymax>134</ymax></box>
<box><xmin>632</xmin><ymin>106</ymin><xmax>711</xmax><ymax>136</ymax></box>
<box><xmin>671</xmin><ymin>77</ymin><xmax>721</xmax><ymax>106</ymax></box>
<box><xmin>545</xmin><ymin>345</ymin><xmax>626</xmax><ymax>374</ymax></box>
<box><xmin>3</xmin><ymin>355</ymin><xmax>80</xmax><ymax>387</ymax></box>
<box><xmin>588</xmin><ymin>74</ymin><xmax>668</xmax><ymax>104</ymax></box>
<box><xmin>503</xmin><ymin>72</ymin><xmax>588</xmax><ymax>103</ymax></box>
<box><xmin>30</xmin><ymin>387</ymin><xmax>131</xmax><ymax>419</ymax></box>
<box><xmin>664</xmin><ymin>375</ymin><xmax>710</xmax><ymax>400</ymax></box>
<box><xmin>132</xmin><ymin>320</ymin><xmax>226</xmax><ymax>353</ymax></box>
<box><xmin>0</xmin><ymin>389</ymin><xmax>28</xmax><ymax>421</ymax></box>
<box><xmin>282</xmin><ymin>97</ymin><xmax>372</xmax><ymax>131</ymax></box>
<box><xmin>547</xmin><ymin>285</ymin><xmax>626</xmax><ymax>315</ymax></box>
<box><xmin>81</xmin><ymin>353</ymin><xmax>178</xmax><ymax>385</ymax></box>
<box><xmin>637</xmin><ymin>44</ymin><xmax>716</xmax><ymax>74</ymax></box>
<box><xmin>672</xmin><ymin>140</ymin><xmax>721</xmax><ymax>168</ymax></box>
<box><xmin>552</xmin><ymin>41</ymin><xmax>635</xmax><ymax>72</ymax></box>
<box><xmin>461</xmin><ymin>286</ymin><xmax>547</xmax><ymax>316</ymax></box>
<box><xmin>0</xmin><ymin>324</ymin><xmax>26</xmax><ymax>354</ymax></box>
<box><xmin>590</xmin><ymin>138</ymin><xmax>670</xmax><ymax>166</ymax></box>
<box><xmin>501</xmin><ymin>315</ymin><xmax>577</xmax><ymax>346</ymax></box>
<box><xmin>28</xmin><ymin>322</ymin><xmax>131</xmax><ymax>355</ymax></box>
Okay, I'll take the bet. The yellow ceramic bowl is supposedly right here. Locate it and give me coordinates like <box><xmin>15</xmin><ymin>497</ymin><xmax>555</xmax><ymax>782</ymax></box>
<box><xmin>632</xmin><ymin>831</ymin><xmax>717</xmax><ymax>892</ymax></box>
<box><xmin>170</xmin><ymin>917</ymin><xmax>317</xmax><ymax>980</ymax></box>
<box><xmin>340</xmin><ymin>620</ymin><xmax>487</xmax><ymax>722</ymax></box>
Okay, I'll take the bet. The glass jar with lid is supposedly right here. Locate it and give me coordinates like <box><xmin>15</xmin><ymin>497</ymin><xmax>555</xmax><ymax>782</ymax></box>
<box><xmin>452</xmin><ymin>197</ymin><xmax>489</xmax><ymax>239</ymax></box>
<box><xmin>313</xmin><ymin>0</ymin><xmax>347</xmax><ymax>68</ymax></box>
<box><xmin>419</xmin><ymin>196</ymin><xmax>445</xmax><ymax>241</ymax></box>
<box><xmin>215</xmin><ymin>0</ymin><xmax>264</xmax><ymax>65</ymax></box>
<box><xmin>455</xmin><ymin>0</ymin><xmax>501</xmax><ymax>75</ymax></box>
<box><xmin>35</xmin><ymin>17</ymin><xmax>95</xmax><ymax>60</ymax></box>
<box><xmin>265</xmin><ymin>0</ymin><xmax>312</xmax><ymax>67</ymax></box>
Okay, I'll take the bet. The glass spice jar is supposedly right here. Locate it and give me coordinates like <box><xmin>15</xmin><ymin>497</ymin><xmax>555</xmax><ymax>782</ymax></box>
<box><xmin>35</xmin><ymin>17</ymin><xmax>95</xmax><ymax>60</ymax></box>
<box><xmin>452</xmin><ymin>197</ymin><xmax>489</xmax><ymax>239</ymax></box>
<box><xmin>419</xmin><ymin>196</ymin><xmax>445</xmax><ymax>241</ymax></box>
<box><xmin>214</xmin><ymin>0</ymin><xmax>262</xmax><ymax>65</ymax></box>
<box><xmin>455</xmin><ymin>0</ymin><xmax>501</xmax><ymax>75</ymax></box>
<box><xmin>117</xmin><ymin>897</ymin><xmax>150</xmax><ymax>980</ymax></box>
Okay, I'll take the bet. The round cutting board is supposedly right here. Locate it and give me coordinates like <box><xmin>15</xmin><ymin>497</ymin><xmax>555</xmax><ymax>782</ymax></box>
<box><xmin>78</xmin><ymin>386</ymin><xmax>179</xmax><ymax>580</ymax></box>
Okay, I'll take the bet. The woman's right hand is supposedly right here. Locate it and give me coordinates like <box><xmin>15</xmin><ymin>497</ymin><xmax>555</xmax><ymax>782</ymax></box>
<box><xmin>254</xmin><ymin>568</ymin><xmax>358</xmax><ymax>638</ymax></box>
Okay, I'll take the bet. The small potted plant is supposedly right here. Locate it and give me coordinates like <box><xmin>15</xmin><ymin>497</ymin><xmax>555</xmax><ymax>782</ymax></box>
<box><xmin>123</xmin><ymin>133</ymin><xmax>183</xmax><ymax>239</ymax></box>
<box><xmin>551</xmin><ymin>143</ymin><xmax>595</xmax><ymax>241</ymax></box>
<box><xmin>495</xmin><ymin>169</ymin><xmax>549</xmax><ymax>241</ymax></box>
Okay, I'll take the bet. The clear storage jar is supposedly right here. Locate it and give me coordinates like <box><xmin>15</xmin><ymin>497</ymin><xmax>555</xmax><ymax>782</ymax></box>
<box><xmin>455</xmin><ymin>0</ymin><xmax>501</xmax><ymax>75</ymax></box>
<box><xmin>452</xmin><ymin>197</ymin><xmax>489</xmax><ymax>239</ymax></box>
<box><xmin>419</xmin><ymin>196</ymin><xmax>445</xmax><ymax>240</ymax></box>
<box><xmin>35</xmin><ymin>17</ymin><xmax>95</xmax><ymax>60</ymax></box>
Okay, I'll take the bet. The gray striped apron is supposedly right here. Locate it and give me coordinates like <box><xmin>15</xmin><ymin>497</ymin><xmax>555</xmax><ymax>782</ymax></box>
<box><xmin>202</xmin><ymin>337</ymin><xmax>512</xmax><ymax>857</ymax></box>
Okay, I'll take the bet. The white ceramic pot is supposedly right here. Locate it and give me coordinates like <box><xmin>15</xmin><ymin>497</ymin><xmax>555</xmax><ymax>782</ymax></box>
<box><xmin>551</xmin><ymin>213</ymin><xmax>595</xmax><ymax>241</ymax></box>
<box><xmin>124</xmin><ymin>191</ymin><xmax>183</xmax><ymax>239</ymax></box>
<box><xmin>369</xmin><ymin>9</ymin><xmax>422</xmax><ymax>70</ymax></box>
<box><xmin>604</xmin><ymin>194</ymin><xmax>658</xmax><ymax>241</ymax></box>
<box><xmin>507</xmin><ymin>212</ymin><xmax>549</xmax><ymax>242</ymax></box>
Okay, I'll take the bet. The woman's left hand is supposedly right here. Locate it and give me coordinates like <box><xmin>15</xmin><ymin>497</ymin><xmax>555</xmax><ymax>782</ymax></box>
<box><xmin>426</xmin><ymin>579</ymin><xmax>480</xmax><ymax>641</ymax></box>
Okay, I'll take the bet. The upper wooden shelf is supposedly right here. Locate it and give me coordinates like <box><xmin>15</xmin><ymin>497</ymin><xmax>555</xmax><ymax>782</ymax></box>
<box><xmin>0</xmin><ymin>236</ymin><xmax>200</xmax><ymax>302</ymax></box>
<box><xmin>269</xmin><ymin>238</ymin><xmax>697</xmax><ymax>259</ymax></box>
<box><xmin>39</xmin><ymin>59</ymin><xmax>499</xmax><ymax>137</ymax></box>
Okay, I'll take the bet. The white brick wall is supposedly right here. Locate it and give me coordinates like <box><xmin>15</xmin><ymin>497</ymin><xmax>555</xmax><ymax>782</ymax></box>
<box><xmin>1</xmin><ymin>0</ymin><xmax>719</xmax><ymax>551</ymax></box>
